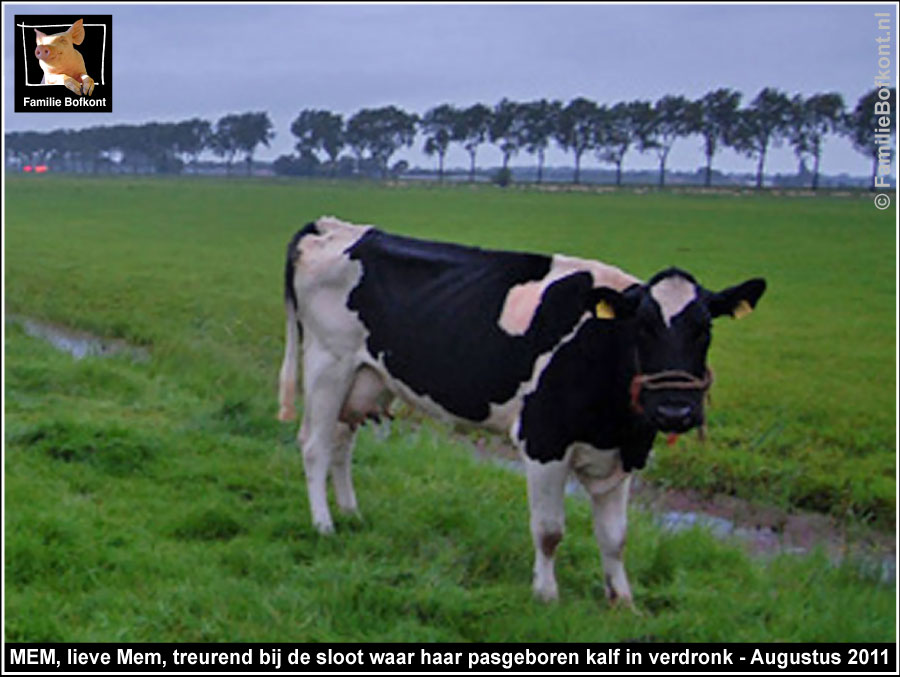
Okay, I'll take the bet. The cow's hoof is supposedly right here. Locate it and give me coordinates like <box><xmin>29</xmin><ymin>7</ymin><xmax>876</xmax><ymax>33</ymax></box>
<box><xmin>610</xmin><ymin>595</ymin><xmax>641</xmax><ymax>615</ymax></box>
<box><xmin>313</xmin><ymin>520</ymin><xmax>335</xmax><ymax>535</ymax></box>
<box><xmin>533</xmin><ymin>585</ymin><xmax>559</xmax><ymax>604</ymax></box>
<box><xmin>338</xmin><ymin>510</ymin><xmax>366</xmax><ymax>532</ymax></box>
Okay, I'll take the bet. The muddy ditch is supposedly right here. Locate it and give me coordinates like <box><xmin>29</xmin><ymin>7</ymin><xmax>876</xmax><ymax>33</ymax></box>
<box><xmin>7</xmin><ymin>315</ymin><xmax>150</xmax><ymax>362</ymax></box>
<box><xmin>469</xmin><ymin>436</ymin><xmax>896</xmax><ymax>585</ymax></box>
<box><xmin>9</xmin><ymin>315</ymin><xmax>895</xmax><ymax>583</ymax></box>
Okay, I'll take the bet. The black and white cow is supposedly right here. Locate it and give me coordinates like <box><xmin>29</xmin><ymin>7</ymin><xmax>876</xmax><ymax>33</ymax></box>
<box><xmin>278</xmin><ymin>216</ymin><xmax>766</xmax><ymax>606</ymax></box>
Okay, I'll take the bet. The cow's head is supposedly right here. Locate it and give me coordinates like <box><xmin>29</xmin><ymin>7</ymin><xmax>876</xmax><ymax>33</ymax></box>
<box><xmin>593</xmin><ymin>268</ymin><xmax>766</xmax><ymax>434</ymax></box>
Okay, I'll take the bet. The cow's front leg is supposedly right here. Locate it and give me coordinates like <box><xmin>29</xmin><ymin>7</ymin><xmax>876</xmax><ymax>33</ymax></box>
<box><xmin>525</xmin><ymin>457</ymin><xmax>570</xmax><ymax>602</ymax></box>
<box><xmin>585</xmin><ymin>473</ymin><xmax>634</xmax><ymax>608</ymax></box>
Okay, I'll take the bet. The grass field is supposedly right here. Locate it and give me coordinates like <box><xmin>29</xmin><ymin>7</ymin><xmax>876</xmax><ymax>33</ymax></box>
<box><xmin>4</xmin><ymin>175</ymin><xmax>896</xmax><ymax>642</ymax></box>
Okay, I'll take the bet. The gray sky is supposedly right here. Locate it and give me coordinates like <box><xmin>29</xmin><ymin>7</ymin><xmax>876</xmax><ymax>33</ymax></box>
<box><xmin>3</xmin><ymin>2</ymin><xmax>897</xmax><ymax>175</ymax></box>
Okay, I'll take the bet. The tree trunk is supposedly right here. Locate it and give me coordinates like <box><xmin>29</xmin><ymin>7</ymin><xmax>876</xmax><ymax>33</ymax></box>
<box><xmin>537</xmin><ymin>150</ymin><xmax>544</xmax><ymax>184</ymax></box>
<box><xmin>438</xmin><ymin>152</ymin><xmax>445</xmax><ymax>183</ymax></box>
<box><xmin>615</xmin><ymin>160</ymin><xmax>623</xmax><ymax>187</ymax></box>
<box><xmin>658</xmin><ymin>154</ymin><xmax>666</xmax><ymax>188</ymax></box>
<box><xmin>468</xmin><ymin>149</ymin><xmax>477</xmax><ymax>182</ymax></box>
<box><xmin>573</xmin><ymin>151</ymin><xmax>582</xmax><ymax>184</ymax></box>
<box><xmin>705</xmin><ymin>154</ymin><xmax>713</xmax><ymax>187</ymax></box>
<box><xmin>755</xmin><ymin>147</ymin><xmax>766</xmax><ymax>189</ymax></box>
<box><xmin>812</xmin><ymin>152</ymin><xmax>820</xmax><ymax>191</ymax></box>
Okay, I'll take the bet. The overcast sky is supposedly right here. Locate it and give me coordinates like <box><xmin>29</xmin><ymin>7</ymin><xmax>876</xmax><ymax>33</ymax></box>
<box><xmin>3</xmin><ymin>2</ymin><xmax>897</xmax><ymax>176</ymax></box>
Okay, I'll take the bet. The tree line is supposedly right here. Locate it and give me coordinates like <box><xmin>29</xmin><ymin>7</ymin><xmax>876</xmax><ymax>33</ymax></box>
<box><xmin>5</xmin><ymin>87</ymin><xmax>895</xmax><ymax>189</ymax></box>
<box><xmin>6</xmin><ymin>113</ymin><xmax>274</xmax><ymax>177</ymax></box>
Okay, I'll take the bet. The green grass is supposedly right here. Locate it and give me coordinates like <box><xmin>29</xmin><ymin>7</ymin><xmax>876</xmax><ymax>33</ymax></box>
<box><xmin>4</xmin><ymin>175</ymin><xmax>896</xmax><ymax>641</ymax></box>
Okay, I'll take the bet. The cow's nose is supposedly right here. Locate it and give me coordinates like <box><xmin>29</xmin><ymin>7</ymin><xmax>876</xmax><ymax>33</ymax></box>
<box><xmin>654</xmin><ymin>404</ymin><xmax>695</xmax><ymax>432</ymax></box>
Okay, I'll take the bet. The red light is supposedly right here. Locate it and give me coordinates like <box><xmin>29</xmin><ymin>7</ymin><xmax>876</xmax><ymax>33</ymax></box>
<box><xmin>35</xmin><ymin>165</ymin><xmax>48</xmax><ymax>173</ymax></box>
<box><xmin>23</xmin><ymin>165</ymin><xmax>33</xmax><ymax>172</ymax></box>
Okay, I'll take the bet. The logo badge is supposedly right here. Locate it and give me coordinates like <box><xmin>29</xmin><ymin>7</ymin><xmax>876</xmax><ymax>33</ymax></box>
<box><xmin>14</xmin><ymin>14</ymin><xmax>112</xmax><ymax>113</ymax></box>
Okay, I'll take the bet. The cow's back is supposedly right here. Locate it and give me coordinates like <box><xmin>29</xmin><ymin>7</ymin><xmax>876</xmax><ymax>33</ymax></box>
<box><xmin>345</xmin><ymin>228</ymin><xmax>600</xmax><ymax>424</ymax></box>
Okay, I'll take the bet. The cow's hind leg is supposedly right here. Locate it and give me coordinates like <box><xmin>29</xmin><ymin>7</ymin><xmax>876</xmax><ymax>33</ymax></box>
<box><xmin>330</xmin><ymin>422</ymin><xmax>359</xmax><ymax>516</ymax></box>
<box><xmin>329</xmin><ymin>365</ymin><xmax>390</xmax><ymax>518</ymax></box>
<box><xmin>584</xmin><ymin>473</ymin><xmax>634</xmax><ymax>607</ymax></box>
<box><xmin>524</xmin><ymin>457</ymin><xmax>570</xmax><ymax>602</ymax></box>
<box><xmin>299</xmin><ymin>347</ymin><xmax>356</xmax><ymax>534</ymax></box>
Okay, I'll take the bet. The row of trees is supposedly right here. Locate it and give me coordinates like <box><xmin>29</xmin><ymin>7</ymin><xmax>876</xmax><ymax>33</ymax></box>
<box><xmin>5</xmin><ymin>112</ymin><xmax>274</xmax><ymax>176</ymax></box>
<box><xmin>283</xmin><ymin>87</ymin><xmax>893</xmax><ymax>190</ymax></box>
<box><xmin>6</xmin><ymin>87</ymin><xmax>894</xmax><ymax>188</ymax></box>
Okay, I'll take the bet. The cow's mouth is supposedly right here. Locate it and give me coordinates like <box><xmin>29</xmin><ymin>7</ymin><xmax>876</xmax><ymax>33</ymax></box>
<box><xmin>650</xmin><ymin>402</ymin><xmax>702</xmax><ymax>433</ymax></box>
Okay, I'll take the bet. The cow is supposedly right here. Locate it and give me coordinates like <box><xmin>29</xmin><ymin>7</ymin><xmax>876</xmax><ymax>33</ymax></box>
<box><xmin>277</xmin><ymin>216</ymin><xmax>766</xmax><ymax>606</ymax></box>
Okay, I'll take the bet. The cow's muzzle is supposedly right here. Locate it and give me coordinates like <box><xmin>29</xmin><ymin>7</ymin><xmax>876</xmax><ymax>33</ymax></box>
<box><xmin>653</xmin><ymin>402</ymin><xmax>699</xmax><ymax>433</ymax></box>
<box><xmin>630</xmin><ymin>369</ymin><xmax>714</xmax><ymax>433</ymax></box>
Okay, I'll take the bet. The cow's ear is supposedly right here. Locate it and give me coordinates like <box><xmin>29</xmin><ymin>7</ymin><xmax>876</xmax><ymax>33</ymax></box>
<box><xmin>590</xmin><ymin>284</ymin><xmax>643</xmax><ymax>321</ymax></box>
<box><xmin>707</xmin><ymin>278</ymin><xmax>766</xmax><ymax>319</ymax></box>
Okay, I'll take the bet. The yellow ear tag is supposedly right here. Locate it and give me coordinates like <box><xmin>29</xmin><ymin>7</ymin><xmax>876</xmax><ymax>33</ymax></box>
<box><xmin>732</xmin><ymin>300</ymin><xmax>753</xmax><ymax>320</ymax></box>
<box><xmin>595</xmin><ymin>299</ymin><xmax>616</xmax><ymax>320</ymax></box>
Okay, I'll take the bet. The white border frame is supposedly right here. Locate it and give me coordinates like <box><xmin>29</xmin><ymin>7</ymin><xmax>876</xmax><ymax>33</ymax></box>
<box><xmin>18</xmin><ymin>21</ymin><xmax>107</xmax><ymax>86</ymax></box>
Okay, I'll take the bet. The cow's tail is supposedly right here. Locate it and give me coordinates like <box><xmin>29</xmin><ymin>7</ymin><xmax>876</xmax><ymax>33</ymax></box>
<box><xmin>277</xmin><ymin>222</ymin><xmax>318</xmax><ymax>421</ymax></box>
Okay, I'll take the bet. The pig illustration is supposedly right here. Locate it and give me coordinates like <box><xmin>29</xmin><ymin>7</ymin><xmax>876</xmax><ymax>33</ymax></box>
<box><xmin>34</xmin><ymin>19</ymin><xmax>94</xmax><ymax>96</ymax></box>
